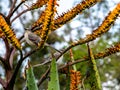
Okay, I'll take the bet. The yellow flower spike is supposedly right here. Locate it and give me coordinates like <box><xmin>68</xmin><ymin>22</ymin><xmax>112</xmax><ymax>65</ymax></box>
<box><xmin>94</xmin><ymin>42</ymin><xmax>120</xmax><ymax>59</ymax></box>
<box><xmin>31</xmin><ymin>0</ymin><xmax>49</xmax><ymax>9</ymax></box>
<box><xmin>54</xmin><ymin>0</ymin><xmax>100</xmax><ymax>30</ymax></box>
<box><xmin>32</xmin><ymin>11</ymin><xmax>46</xmax><ymax>29</ymax></box>
<box><xmin>71</xmin><ymin>3</ymin><xmax>120</xmax><ymax>47</ymax></box>
<box><xmin>40</xmin><ymin>0</ymin><xmax>57</xmax><ymax>47</ymax></box>
<box><xmin>93</xmin><ymin>3</ymin><xmax>120</xmax><ymax>33</ymax></box>
<box><xmin>82</xmin><ymin>43</ymin><xmax>118</xmax><ymax>61</ymax></box>
<box><xmin>0</xmin><ymin>15</ymin><xmax>22</xmax><ymax>50</ymax></box>
<box><xmin>0</xmin><ymin>28</ymin><xmax>5</xmax><ymax>38</ymax></box>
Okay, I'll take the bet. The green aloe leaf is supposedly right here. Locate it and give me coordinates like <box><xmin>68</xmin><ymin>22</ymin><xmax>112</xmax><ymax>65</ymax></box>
<box><xmin>87</xmin><ymin>44</ymin><xmax>102</xmax><ymax>90</ymax></box>
<box><xmin>26</xmin><ymin>64</ymin><xmax>38</xmax><ymax>90</ymax></box>
<box><xmin>48</xmin><ymin>58</ymin><xmax>60</xmax><ymax>90</ymax></box>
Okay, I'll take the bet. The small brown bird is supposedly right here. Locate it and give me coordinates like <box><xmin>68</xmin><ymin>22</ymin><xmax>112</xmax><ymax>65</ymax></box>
<box><xmin>24</xmin><ymin>30</ymin><xmax>41</xmax><ymax>46</ymax></box>
<box><xmin>24</xmin><ymin>29</ymin><xmax>61</xmax><ymax>53</ymax></box>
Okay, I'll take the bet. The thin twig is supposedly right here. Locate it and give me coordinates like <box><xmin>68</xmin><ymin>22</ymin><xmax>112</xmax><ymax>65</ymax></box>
<box><xmin>59</xmin><ymin>58</ymin><xmax>86</xmax><ymax>70</ymax></box>
<box><xmin>37</xmin><ymin>67</ymin><xmax>50</xmax><ymax>87</ymax></box>
<box><xmin>8</xmin><ymin>0</ymin><xmax>26</xmax><ymax>19</ymax></box>
<box><xmin>9</xmin><ymin>47</ymin><xmax>16</xmax><ymax>68</ymax></box>
<box><xmin>0</xmin><ymin>56</ymin><xmax>6</xmax><ymax>66</ymax></box>
<box><xmin>11</xmin><ymin>8</ymin><xmax>32</xmax><ymax>22</ymax></box>
<box><xmin>81</xmin><ymin>76</ymin><xmax>86</xmax><ymax>90</ymax></box>
<box><xmin>57</xmin><ymin>46</ymin><xmax>73</xmax><ymax>61</ymax></box>
<box><xmin>0</xmin><ymin>38</ymin><xmax>8</xmax><ymax>69</ymax></box>
<box><xmin>0</xmin><ymin>78</ymin><xmax>6</xmax><ymax>88</ymax></box>
<box><xmin>3</xmin><ymin>37</ymin><xmax>10</xmax><ymax>61</ymax></box>
<box><xmin>23</xmin><ymin>47</ymin><xmax>40</xmax><ymax>60</ymax></box>
<box><xmin>7</xmin><ymin>50</ymin><xmax>23</xmax><ymax>89</ymax></box>
<box><xmin>7</xmin><ymin>0</ymin><xmax>17</xmax><ymax>18</ymax></box>
<box><xmin>36</xmin><ymin>46</ymin><xmax>73</xmax><ymax>65</ymax></box>
<box><xmin>15</xmin><ymin>10</ymin><xmax>25</xmax><ymax>29</ymax></box>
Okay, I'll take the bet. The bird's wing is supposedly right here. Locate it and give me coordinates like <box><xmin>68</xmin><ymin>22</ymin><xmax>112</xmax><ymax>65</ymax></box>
<box><xmin>28</xmin><ymin>33</ymin><xmax>40</xmax><ymax>46</ymax></box>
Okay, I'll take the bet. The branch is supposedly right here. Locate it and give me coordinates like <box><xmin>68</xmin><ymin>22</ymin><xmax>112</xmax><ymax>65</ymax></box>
<box><xmin>37</xmin><ymin>67</ymin><xmax>50</xmax><ymax>87</ymax></box>
<box><xmin>7</xmin><ymin>0</ymin><xmax>17</xmax><ymax>18</ymax></box>
<box><xmin>0</xmin><ymin>37</ymin><xmax>9</xmax><ymax>69</ymax></box>
<box><xmin>9</xmin><ymin>47</ymin><xmax>16</xmax><ymax>68</ymax></box>
<box><xmin>59</xmin><ymin>42</ymin><xmax>120</xmax><ymax>70</ymax></box>
<box><xmin>11</xmin><ymin>8</ymin><xmax>32</xmax><ymax>22</ymax></box>
<box><xmin>7</xmin><ymin>43</ymin><xmax>44</xmax><ymax>88</ymax></box>
<box><xmin>9</xmin><ymin>1</ymin><xmax>26</xmax><ymax>19</ymax></box>
<box><xmin>0</xmin><ymin>77</ymin><xmax>6</xmax><ymax>88</ymax></box>
<box><xmin>32</xmin><ymin>41</ymin><xmax>120</xmax><ymax>87</ymax></box>
<box><xmin>7</xmin><ymin>50</ymin><xmax>23</xmax><ymax>89</ymax></box>
<box><xmin>3</xmin><ymin>37</ymin><xmax>10</xmax><ymax>61</ymax></box>
<box><xmin>0</xmin><ymin>56</ymin><xmax>6</xmax><ymax>66</ymax></box>
<box><xmin>23</xmin><ymin>47</ymin><xmax>40</xmax><ymax>60</ymax></box>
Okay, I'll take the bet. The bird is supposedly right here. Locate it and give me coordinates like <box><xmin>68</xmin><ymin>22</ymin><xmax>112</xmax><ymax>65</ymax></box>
<box><xmin>24</xmin><ymin>29</ymin><xmax>41</xmax><ymax>46</ymax></box>
<box><xmin>24</xmin><ymin>29</ymin><xmax>61</xmax><ymax>53</ymax></box>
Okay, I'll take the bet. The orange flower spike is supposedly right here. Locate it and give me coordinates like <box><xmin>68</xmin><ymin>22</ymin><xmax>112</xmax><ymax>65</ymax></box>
<box><xmin>71</xmin><ymin>3</ymin><xmax>120</xmax><ymax>47</ymax></box>
<box><xmin>0</xmin><ymin>15</ymin><xmax>22</xmax><ymax>50</ymax></box>
<box><xmin>33</xmin><ymin>0</ymin><xmax>58</xmax><ymax>34</ymax></box>
<box><xmin>32</xmin><ymin>0</ymin><xmax>59</xmax><ymax>30</ymax></box>
<box><xmin>0</xmin><ymin>28</ymin><xmax>5</xmax><ymax>38</ymax></box>
<box><xmin>32</xmin><ymin>11</ymin><xmax>46</xmax><ymax>29</ymax></box>
<box><xmin>54</xmin><ymin>0</ymin><xmax>100</xmax><ymax>30</ymax></box>
<box><xmin>70</xmin><ymin>70</ymin><xmax>81</xmax><ymax>90</ymax></box>
<box><xmin>83</xmin><ymin>43</ymin><xmax>120</xmax><ymax>60</ymax></box>
<box><xmin>31</xmin><ymin>0</ymin><xmax>49</xmax><ymax>9</ymax></box>
<box><xmin>93</xmin><ymin>3</ymin><xmax>120</xmax><ymax>34</ymax></box>
<box><xmin>40</xmin><ymin>0</ymin><xmax>57</xmax><ymax>46</ymax></box>
<box><xmin>101</xmin><ymin>43</ymin><xmax>120</xmax><ymax>58</ymax></box>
